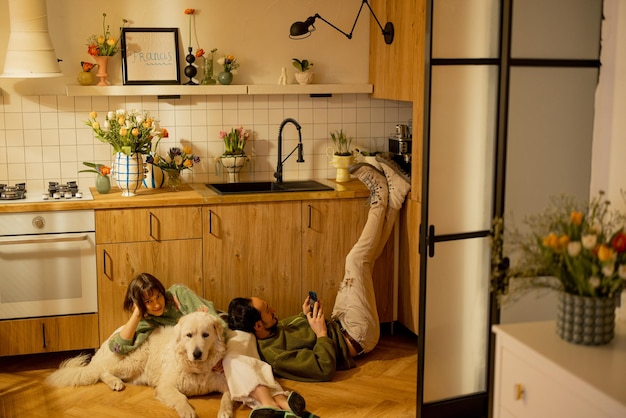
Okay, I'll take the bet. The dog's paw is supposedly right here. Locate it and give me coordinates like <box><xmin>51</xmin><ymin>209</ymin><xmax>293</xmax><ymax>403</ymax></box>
<box><xmin>176</xmin><ymin>405</ymin><xmax>197</xmax><ymax>418</ymax></box>
<box><xmin>216</xmin><ymin>410</ymin><xmax>233</xmax><ymax>418</ymax></box>
<box><xmin>101</xmin><ymin>372</ymin><xmax>125</xmax><ymax>391</ymax></box>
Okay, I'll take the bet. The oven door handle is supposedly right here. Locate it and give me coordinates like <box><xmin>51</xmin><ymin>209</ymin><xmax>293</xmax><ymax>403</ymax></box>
<box><xmin>0</xmin><ymin>234</ymin><xmax>91</xmax><ymax>245</ymax></box>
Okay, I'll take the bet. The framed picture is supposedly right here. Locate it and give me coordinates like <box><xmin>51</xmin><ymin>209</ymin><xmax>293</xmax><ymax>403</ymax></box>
<box><xmin>121</xmin><ymin>28</ymin><xmax>180</xmax><ymax>85</ymax></box>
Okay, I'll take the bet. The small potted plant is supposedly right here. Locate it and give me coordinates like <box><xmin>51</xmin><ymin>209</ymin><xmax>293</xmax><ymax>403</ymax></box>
<box><xmin>354</xmin><ymin>148</ymin><xmax>382</xmax><ymax>170</ymax></box>
<box><xmin>79</xmin><ymin>161</ymin><xmax>111</xmax><ymax>194</ymax></box>
<box><xmin>292</xmin><ymin>58</ymin><xmax>314</xmax><ymax>85</ymax></box>
<box><xmin>216</xmin><ymin>126</ymin><xmax>250</xmax><ymax>183</ymax></box>
<box><xmin>327</xmin><ymin>129</ymin><xmax>355</xmax><ymax>182</ymax></box>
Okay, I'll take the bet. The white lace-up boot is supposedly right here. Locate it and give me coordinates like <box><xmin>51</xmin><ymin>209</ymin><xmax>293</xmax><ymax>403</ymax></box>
<box><xmin>375</xmin><ymin>155</ymin><xmax>411</xmax><ymax>210</ymax></box>
<box><xmin>348</xmin><ymin>163</ymin><xmax>388</xmax><ymax>207</ymax></box>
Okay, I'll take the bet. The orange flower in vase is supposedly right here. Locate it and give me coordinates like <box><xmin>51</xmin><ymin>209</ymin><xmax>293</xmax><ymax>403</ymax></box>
<box><xmin>86</xmin><ymin>13</ymin><xmax>128</xmax><ymax>86</ymax></box>
<box><xmin>77</xmin><ymin>61</ymin><xmax>96</xmax><ymax>86</ymax></box>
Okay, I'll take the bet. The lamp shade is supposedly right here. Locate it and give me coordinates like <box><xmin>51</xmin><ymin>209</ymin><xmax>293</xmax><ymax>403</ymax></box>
<box><xmin>1</xmin><ymin>0</ymin><xmax>62</xmax><ymax>78</ymax></box>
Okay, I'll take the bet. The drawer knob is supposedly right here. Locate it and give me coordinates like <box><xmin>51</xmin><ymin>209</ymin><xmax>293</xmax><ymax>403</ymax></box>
<box><xmin>514</xmin><ymin>383</ymin><xmax>525</xmax><ymax>400</ymax></box>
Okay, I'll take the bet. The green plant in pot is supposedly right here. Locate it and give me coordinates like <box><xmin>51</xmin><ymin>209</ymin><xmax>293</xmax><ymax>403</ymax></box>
<box><xmin>217</xmin><ymin>126</ymin><xmax>250</xmax><ymax>183</ymax></box>
<box><xmin>293</xmin><ymin>58</ymin><xmax>314</xmax><ymax>85</ymax></box>
<box><xmin>330</xmin><ymin>129</ymin><xmax>353</xmax><ymax>156</ymax></box>
<box><xmin>492</xmin><ymin>191</ymin><xmax>626</xmax><ymax>345</ymax></box>
<box><xmin>328</xmin><ymin>129</ymin><xmax>354</xmax><ymax>182</ymax></box>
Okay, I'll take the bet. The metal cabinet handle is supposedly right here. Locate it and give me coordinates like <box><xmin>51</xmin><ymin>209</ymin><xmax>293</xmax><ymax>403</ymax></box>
<box><xmin>149</xmin><ymin>211</ymin><xmax>158</xmax><ymax>240</ymax></box>
<box><xmin>514</xmin><ymin>383</ymin><xmax>525</xmax><ymax>400</ymax></box>
<box><xmin>103</xmin><ymin>249</ymin><xmax>112</xmax><ymax>280</ymax></box>
<box><xmin>307</xmin><ymin>205</ymin><xmax>312</xmax><ymax>228</ymax></box>
<box><xmin>0</xmin><ymin>234</ymin><xmax>89</xmax><ymax>245</ymax></box>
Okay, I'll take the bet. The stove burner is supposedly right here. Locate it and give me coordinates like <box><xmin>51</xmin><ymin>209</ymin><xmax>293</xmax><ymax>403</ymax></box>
<box><xmin>0</xmin><ymin>183</ymin><xmax>27</xmax><ymax>200</ymax></box>
<box><xmin>47</xmin><ymin>181</ymin><xmax>80</xmax><ymax>199</ymax></box>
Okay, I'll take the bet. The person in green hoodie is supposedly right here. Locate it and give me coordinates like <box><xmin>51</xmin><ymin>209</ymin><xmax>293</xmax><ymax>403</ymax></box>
<box><xmin>109</xmin><ymin>273</ymin><xmax>314</xmax><ymax>418</ymax></box>
<box><xmin>227</xmin><ymin>157</ymin><xmax>411</xmax><ymax>382</ymax></box>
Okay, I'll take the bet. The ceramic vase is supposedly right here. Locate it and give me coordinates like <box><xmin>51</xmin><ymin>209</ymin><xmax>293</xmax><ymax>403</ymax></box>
<box><xmin>93</xmin><ymin>56</ymin><xmax>110</xmax><ymax>86</ymax></box>
<box><xmin>113</xmin><ymin>152</ymin><xmax>145</xmax><ymax>197</ymax></box>
<box><xmin>329</xmin><ymin>154</ymin><xmax>355</xmax><ymax>182</ymax></box>
<box><xmin>295</xmin><ymin>71</ymin><xmax>314</xmax><ymax>85</ymax></box>
<box><xmin>77</xmin><ymin>71</ymin><xmax>94</xmax><ymax>86</ymax></box>
<box><xmin>219</xmin><ymin>155</ymin><xmax>247</xmax><ymax>183</ymax></box>
<box><xmin>556</xmin><ymin>291</ymin><xmax>616</xmax><ymax>345</ymax></box>
<box><xmin>95</xmin><ymin>174</ymin><xmax>111</xmax><ymax>194</ymax></box>
<box><xmin>218</xmin><ymin>71</ymin><xmax>233</xmax><ymax>85</ymax></box>
<box><xmin>143</xmin><ymin>162</ymin><xmax>165</xmax><ymax>189</ymax></box>
<box><xmin>164</xmin><ymin>169</ymin><xmax>183</xmax><ymax>191</ymax></box>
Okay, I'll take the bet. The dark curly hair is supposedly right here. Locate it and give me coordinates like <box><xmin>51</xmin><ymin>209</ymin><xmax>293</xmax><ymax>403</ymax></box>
<box><xmin>123</xmin><ymin>273</ymin><xmax>167</xmax><ymax>317</ymax></box>
<box><xmin>227</xmin><ymin>297</ymin><xmax>261</xmax><ymax>333</ymax></box>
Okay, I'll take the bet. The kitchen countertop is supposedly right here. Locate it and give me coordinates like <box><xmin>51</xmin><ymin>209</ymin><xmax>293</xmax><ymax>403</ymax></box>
<box><xmin>0</xmin><ymin>179</ymin><xmax>371</xmax><ymax>213</ymax></box>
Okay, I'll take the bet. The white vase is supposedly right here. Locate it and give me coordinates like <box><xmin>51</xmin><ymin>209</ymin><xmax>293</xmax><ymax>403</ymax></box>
<box><xmin>113</xmin><ymin>152</ymin><xmax>145</xmax><ymax>197</ymax></box>
<box><xmin>218</xmin><ymin>155</ymin><xmax>248</xmax><ymax>183</ymax></box>
<box><xmin>143</xmin><ymin>161</ymin><xmax>165</xmax><ymax>189</ymax></box>
<box><xmin>328</xmin><ymin>154</ymin><xmax>355</xmax><ymax>182</ymax></box>
<box><xmin>295</xmin><ymin>71</ymin><xmax>314</xmax><ymax>85</ymax></box>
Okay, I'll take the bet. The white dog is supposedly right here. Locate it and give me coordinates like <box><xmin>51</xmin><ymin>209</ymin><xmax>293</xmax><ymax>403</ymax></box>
<box><xmin>46</xmin><ymin>311</ymin><xmax>232</xmax><ymax>418</ymax></box>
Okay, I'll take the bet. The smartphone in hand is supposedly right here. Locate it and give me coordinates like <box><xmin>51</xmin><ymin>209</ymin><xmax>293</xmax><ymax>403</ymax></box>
<box><xmin>308</xmin><ymin>290</ymin><xmax>318</xmax><ymax>311</ymax></box>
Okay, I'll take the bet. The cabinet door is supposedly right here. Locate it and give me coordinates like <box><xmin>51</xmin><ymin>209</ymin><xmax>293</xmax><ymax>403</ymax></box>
<box><xmin>369</xmin><ymin>0</ymin><xmax>425</xmax><ymax>102</ymax></box>
<box><xmin>96</xmin><ymin>206</ymin><xmax>202</xmax><ymax>244</ymax></box>
<box><xmin>303</xmin><ymin>198</ymin><xmax>395</xmax><ymax>322</ymax></box>
<box><xmin>97</xmin><ymin>239</ymin><xmax>203</xmax><ymax>342</ymax></box>
<box><xmin>203</xmin><ymin>202</ymin><xmax>302</xmax><ymax>318</ymax></box>
<box><xmin>0</xmin><ymin>314</ymin><xmax>98</xmax><ymax>356</ymax></box>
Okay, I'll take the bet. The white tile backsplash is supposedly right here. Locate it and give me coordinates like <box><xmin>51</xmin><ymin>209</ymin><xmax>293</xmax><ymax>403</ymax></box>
<box><xmin>0</xmin><ymin>93</ymin><xmax>412</xmax><ymax>190</ymax></box>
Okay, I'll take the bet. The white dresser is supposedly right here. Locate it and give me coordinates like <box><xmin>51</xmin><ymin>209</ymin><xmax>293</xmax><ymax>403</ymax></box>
<box><xmin>492</xmin><ymin>320</ymin><xmax>626</xmax><ymax>418</ymax></box>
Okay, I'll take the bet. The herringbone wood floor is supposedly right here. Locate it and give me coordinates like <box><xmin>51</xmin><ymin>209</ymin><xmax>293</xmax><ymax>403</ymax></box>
<box><xmin>0</xmin><ymin>326</ymin><xmax>417</xmax><ymax>418</ymax></box>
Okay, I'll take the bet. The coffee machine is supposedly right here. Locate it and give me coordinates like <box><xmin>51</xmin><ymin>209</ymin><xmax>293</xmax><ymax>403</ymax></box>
<box><xmin>388</xmin><ymin>124</ymin><xmax>412</xmax><ymax>173</ymax></box>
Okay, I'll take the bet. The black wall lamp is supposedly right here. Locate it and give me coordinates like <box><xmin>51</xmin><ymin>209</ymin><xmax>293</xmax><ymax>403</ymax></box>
<box><xmin>289</xmin><ymin>0</ymin><xmax>394</xmax><ymax>45</ymax></box>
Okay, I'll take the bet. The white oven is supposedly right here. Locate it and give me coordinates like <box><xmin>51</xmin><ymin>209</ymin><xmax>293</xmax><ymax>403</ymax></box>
<box><xmin>0</xmin><ymin>209</ymin><xmax>97</xmax><ymax>320</ymax></box>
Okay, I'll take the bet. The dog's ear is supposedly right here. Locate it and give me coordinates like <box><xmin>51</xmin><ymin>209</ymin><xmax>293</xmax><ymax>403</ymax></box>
<box><xmin>213</xmin><ymin>317</ymin><xmax>227</xmax><ymax>354</ymax></box>
<box><xmin>174</xmin><ymin>318</ymin><xmax>183</xmax><ymax>343</ymax></box>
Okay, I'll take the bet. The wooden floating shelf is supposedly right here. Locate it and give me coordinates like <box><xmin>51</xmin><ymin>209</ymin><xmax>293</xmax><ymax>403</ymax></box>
<box><xmin>66</xmin><ymin>84</ymin><xmax>373</xmax><ymax>97</ymax></box>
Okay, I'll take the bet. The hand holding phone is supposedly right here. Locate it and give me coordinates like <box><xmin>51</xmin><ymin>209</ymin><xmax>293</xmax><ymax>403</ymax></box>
<box><xmin>308</xmin><ymin>290</ymin><xmax>318</xmax><ymax>312</ymax></box>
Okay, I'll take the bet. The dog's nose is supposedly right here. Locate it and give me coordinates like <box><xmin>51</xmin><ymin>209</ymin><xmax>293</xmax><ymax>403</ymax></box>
<box><xmin>193</xmin><ymin>348</ymin><xmax>203</xmax><ymax>360</ymax></box>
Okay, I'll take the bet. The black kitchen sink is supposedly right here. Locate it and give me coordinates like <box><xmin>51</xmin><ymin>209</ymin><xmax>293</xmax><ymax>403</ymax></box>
<box><xmin>206</xmin><ymin>180</ymin><xmax>334</xmax><ymax>195</ymax></box>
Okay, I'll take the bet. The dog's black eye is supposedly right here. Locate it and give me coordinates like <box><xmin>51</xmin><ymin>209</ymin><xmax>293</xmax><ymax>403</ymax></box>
<box><xmin>202</xmin><ymin>332</ymin><xmax>210</xmax><ymax>338</ymax></box>
<box><xmin>186</xmin><ymin>332</ymin><xmax>193</xmax><ymax>338</ymax></box>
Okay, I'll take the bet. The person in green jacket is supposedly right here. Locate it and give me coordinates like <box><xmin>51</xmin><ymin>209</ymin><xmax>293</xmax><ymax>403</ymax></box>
<box><xmin>227</xmin><ymin>157</ymin><xmax>411</xmax><ymax>382</ymax></box>
<box><xmin>109</xmin><ymin>273</ymin><xmax>315</xmax><ymax>418</ymax></box>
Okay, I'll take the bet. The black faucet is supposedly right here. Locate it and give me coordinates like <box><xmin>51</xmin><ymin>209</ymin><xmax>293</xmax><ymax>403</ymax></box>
<box><xmin>274</xmin><ymin>118</ymin><xmax>305</xmax><ymax>183</ymax></box>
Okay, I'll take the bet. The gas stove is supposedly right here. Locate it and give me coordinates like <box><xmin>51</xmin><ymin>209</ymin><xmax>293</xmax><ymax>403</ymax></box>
<box><xmin>0</xmin><ymin>181</ymin><xmax>94</xmax><ymax>204</ymax></box>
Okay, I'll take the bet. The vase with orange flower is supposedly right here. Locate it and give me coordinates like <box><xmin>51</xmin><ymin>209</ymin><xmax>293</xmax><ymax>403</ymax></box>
<box><xmin>217</xmin><ymin>54</ymin><xmax>239</xmax><ymax>85</ymax></box>
<box><xmin>86</xmin><ymin>13</ymin><xmax>128</xmax><ymax>86</ymax></box>
<box><xmin>80</xmin><ymin>162</ymin><xmax>111</xmax><ymax>194</ymax></box>
<box><xmin>77</xmin><ymin>61</ymin><xmax>96</xmax><ymax>86</ymax></box>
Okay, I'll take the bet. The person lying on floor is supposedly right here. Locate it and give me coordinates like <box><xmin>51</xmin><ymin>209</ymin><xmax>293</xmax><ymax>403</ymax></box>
<box><xmin>110</xmin><ymin>272</ymin><xmax>316</xmax><ymax>418</ymax></box>
<box><xmin>227</xmin><ymin>156</ymin><xmax>411</xmax><ymax>382</ymax></box>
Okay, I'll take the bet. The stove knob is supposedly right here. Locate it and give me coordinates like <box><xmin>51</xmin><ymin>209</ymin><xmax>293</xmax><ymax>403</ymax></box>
<box><xmin>32</xmin><ymin>216</ymin><xmax>45</xmax><ymax>229</ymax></box>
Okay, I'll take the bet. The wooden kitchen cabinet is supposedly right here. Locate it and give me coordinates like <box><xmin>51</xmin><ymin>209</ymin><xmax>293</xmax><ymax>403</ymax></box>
<box><xmin>303</xmin><ymin>198</ymin><xmax>394</xmax><ymax>322</ymax></box>
<box><xmin>95</xmin><ymin>206</ymin><xmax>203</xmax><ymax>343</ymax></box>
<box><xmin>203</xmin><ymin>202</ymin><xmax>303</xmax><ymax>317</ymax></box>
<box><xmin>369</xmin><ymin>0</ymin><xmax>426</xmax><ymax>103</ymax></box>
<box><xmin>204</xmin><ymin>198</ymin><xmax>395</xmax><ymax>321</ymax></box>
<box><xmin>0</xmin><ymin>314</ymin><xmax>98</xmax><ymax>356</ymax></box>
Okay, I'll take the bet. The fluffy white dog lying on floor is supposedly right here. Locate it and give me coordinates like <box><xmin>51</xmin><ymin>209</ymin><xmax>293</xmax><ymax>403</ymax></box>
<box><xmin>46</xmin><ymin>311</ymin><xmax>232</xmax><ymax>418</ymax></box>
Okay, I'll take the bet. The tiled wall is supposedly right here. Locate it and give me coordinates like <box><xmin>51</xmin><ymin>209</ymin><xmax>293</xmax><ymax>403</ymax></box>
<box><xmin>0</xmin><ymin>93</ymin><xmax>412</xmax><ymax>190</ymax></box>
